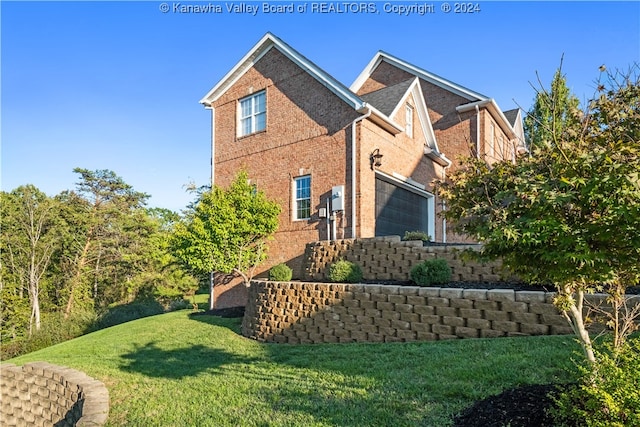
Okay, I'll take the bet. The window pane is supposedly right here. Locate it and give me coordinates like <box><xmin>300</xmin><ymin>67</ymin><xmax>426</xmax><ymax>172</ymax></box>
<box><xmin>255</xmin><ymin>112</ymin><xmax>266</xmax><ymax>132</ymax></box>
<box><xmin>297</xmin><ymin>199</ymin><xmax>310</xmax><ymax>220</ymax></box>
<box><xmin>241</xmin><ymin>117</ymin><xmax>252</xmax><ymax>136</ymax></box>
<box><xmin>255</xmin><ymin>92</ymin><xmax>266</xmax><ymax>113</ymax></box>
<box><xmin>295</xmin><ymin>176</ymin><xmax>311</xmax><ymax>220</ymax></box>
<box><xmin>240</xmin><ymin>98</ymin><xmax>252</xmax><ymax>118</ymax></box>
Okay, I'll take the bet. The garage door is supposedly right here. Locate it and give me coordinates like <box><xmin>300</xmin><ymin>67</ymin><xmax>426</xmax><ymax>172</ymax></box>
<box><xmin>375</xmin><ymin>177</ymin><xmax>432</xmax><ymax>238</ymax></box>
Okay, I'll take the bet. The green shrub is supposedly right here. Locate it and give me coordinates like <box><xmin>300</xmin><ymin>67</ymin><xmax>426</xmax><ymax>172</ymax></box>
<box><xmin>402</xmin><ymin>230</ymin><xmax>431</xmax><ymax>242</ymax></box>
<box><xmin>552</xmin><ymin>338</ymin><xmax>640</xmax><ymax>427</ymax></box>
<box><xmin>269</xmin><ymin>263</ymin><xmax>293</xmax><ymax>281</ymax></box>
<box><xmin>410</xmin><ymin>259</ymin><xmax>451</xmax><ymax>286</ymax></box>
<box><xmin>327</xmin><ymin>260</ymin><xmax>363</xmax><ymax>283</ymax></box>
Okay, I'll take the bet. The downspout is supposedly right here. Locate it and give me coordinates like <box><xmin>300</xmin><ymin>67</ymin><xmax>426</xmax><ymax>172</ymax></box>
<box><xmin>441</xmin><ymin>164</ymin><xmax>449</xmax><ymax>243</ymax></box>
<box><xmin>204</xmin><ymin>104</ymin><xmax>215</xmax><ymax>310</ymax></box>
<box><xmin>350</xmin><ymin>106</ymin><xmax>372</xmax><ymax>239</ymax></box>
<box><xmin>475</xmin><ymin>105</ymin><xmax>480</xmax><ymax>159</ymax></box>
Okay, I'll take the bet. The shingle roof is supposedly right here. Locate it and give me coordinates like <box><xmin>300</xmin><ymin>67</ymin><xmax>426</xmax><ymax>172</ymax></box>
<box><xmin>360</xmin><ymin>79</ymin><xmax>415</xmax><ymax>117</ymax></box>
<box><xmin>502</xmin><ymin>108</ymin><xmax>520</xmax><ymax>126</ymax></box>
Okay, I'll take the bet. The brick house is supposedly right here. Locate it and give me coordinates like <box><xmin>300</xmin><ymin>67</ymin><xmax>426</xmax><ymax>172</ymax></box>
<box><xmin>199</xmin><ymin>33</ymin><xmax>525</xmax><ymax>307</ymax></box>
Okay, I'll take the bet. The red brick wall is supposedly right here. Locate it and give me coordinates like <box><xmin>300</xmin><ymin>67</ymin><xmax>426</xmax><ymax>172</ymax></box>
<box><xmin>212</xmin><ymin>48</ymin><xmax>361</xmax><ymax>279</ymax></box>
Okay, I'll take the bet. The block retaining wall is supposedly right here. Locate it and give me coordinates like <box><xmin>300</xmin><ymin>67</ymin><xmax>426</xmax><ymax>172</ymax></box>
<box><xmin>0</xmin><ymin>362</ymin><xmax>109</xmax><ymax>427</ymax></box>
<box><xmin>242</xmin><ymin>280</ymin><xmax>616</xmax><ymax>344</ymax></box>
<box><xmin>302</xmin><ymin>236</ymin><xmax>511</xmax><ymax>283</ymax></box>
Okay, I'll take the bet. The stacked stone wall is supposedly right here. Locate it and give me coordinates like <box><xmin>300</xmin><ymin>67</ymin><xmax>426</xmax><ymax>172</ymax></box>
<box><xmin>242</xmin><ymin>280</ymin><xmax>615</xmax><ymax>344</ymax></box>
<box><xmin>0</xmin><ymin>362</ymin><xmax>109</xmax><ymax>427</ymax></box>
<box><xmin>303</xmin><ymin>236</ymin><xmax>510</xmax><ymax>282</ymax></box>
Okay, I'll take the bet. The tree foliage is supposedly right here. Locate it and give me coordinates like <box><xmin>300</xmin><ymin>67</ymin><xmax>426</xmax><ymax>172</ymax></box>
<box><xmin>439</xmin><ymin>65</ymin><xmax>640</xmax><ymax>363</ymax></box>
<box><xmin>1</xmin><ymin>168</ymin><xmax>197</xmax><ymax>354</ymax></box>
<box><xmin>172</xmin><ymin>171</ymin><xmax>281</xmax><ymax>307</ymax></box>
<box><xmin>524</xmin><ymin>60</ymin><xmax>581</xmax><ymax>149</ymax></box>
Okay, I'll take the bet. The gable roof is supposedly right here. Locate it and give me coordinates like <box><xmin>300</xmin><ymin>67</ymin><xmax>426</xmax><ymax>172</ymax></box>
<box><xmin>503</xmin><ymin>108</ymin><xmax>521</xmax><ymax>127</ymax></box>
<box><xmin>351</xmin><ymin>51</ymin><xmax>489</xmax><ymax>102</ymax></box>
<box><xmin>200</xmin><ymin>32</ymin><xmax>366</xmax><ymax>111</ymax></box>
<box><xmin>363</xmin><ymin>77</ymin><xmax>450</xmax><ymax>166</ymax></box>
<box><xmin>360</xmin><ymin>79</ymin><xmax>415</xmax><ymax>116</ymax></box>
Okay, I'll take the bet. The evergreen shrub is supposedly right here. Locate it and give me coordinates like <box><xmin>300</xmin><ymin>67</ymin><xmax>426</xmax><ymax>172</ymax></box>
<box><xmin>269</xmin><ymin>263</ymin><xmax>293</xmax><ymax>281</ymax></box>
<box><xmin>328</xmin><ymin>260</ymin><xmax>363</xmax><ymax>283</ymax></box>
<box><xmin>410</xmin><ymin>259</ymin><xmax>452</xmax><ymax>286</ymax></box>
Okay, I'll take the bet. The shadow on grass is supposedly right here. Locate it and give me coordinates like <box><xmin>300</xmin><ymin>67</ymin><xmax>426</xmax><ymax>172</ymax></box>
<box><xmin>119</xmin><ymin>340</ymin><xmax>254</xmax><ymax>379</ymax></box>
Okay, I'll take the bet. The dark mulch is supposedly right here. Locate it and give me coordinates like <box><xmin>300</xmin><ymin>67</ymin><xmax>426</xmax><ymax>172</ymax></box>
<box><xmin>191</xmin><ymin>306</ymin><xmax>246</xmax><ymax>318</ymax></box>
<box><xmin>452</xmin><ymin>383</ymin><xmax>568</xmax><ymax>427</ymax></box>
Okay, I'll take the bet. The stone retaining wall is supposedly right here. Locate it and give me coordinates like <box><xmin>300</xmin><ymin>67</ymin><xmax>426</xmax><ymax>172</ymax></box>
<box><xmin>242</xmin><ymin>280</ymin><xmax>612</xmax><ymax>344</ymax></box>
<box><xmin>302</xmin><ymin>236</ymin><xmax>512</xmax><ymax>282</ymax></box>
<box><xmin>0</xmin><ymin>362</ymin><xmax>109</xmax><ymax>427</ymax></box>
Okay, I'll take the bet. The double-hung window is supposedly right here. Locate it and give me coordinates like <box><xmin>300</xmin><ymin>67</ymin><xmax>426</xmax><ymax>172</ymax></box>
<box><xmin>405</xmin><ymin>104</ymin><xmax>414</xmax><ymax>138</ymax></box>
<box><xmin>239</xmin><ymin>91</ymin><xmax>266</xmax><ymax>137</ymax></box>
<box><xmin>294</xmin><ymin>175</ymin><xmax>311</xmax><ymax>220</ymax></box>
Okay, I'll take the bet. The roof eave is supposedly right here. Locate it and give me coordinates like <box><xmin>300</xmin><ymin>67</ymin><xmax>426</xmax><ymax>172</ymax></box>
<box><xmin>424</xmin><ymin>147</ymin><xmax>452</xmax><ymax>167</ymax></box>
<box><xmin>200</xmin><ymin>32</ymin><xmax>365</xmax><ymax>111</ymax></box>
<box><xmin>456</xmin><ymin>100</ymin><xmax>517</xmax><ymax>140</ymax></box>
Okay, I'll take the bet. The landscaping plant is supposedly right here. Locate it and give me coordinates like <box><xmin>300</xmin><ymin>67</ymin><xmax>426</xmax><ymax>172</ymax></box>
<box><xmin>410</xmin><ymin>259</ymin><xmax>452</xmax><ymax>286</ymax></box>
<box><xmin>327</xmin><ymin>260</ymin><xmax>363</xmax><ymax>283</ymax></box>
<box><xmin>269</xmin><ymin>263</ymin><xmax>293</xmax><ymax>281</ymax></box>
<box><xmin>402</xmin><ymin>230</ymin><xmax>431</xmax><ymax>242</ymax></box>
<box><xmin>172</xmin><ymin>170</ymin><xmax>281</xmax><ymax>309</ymax></box>
<box><xmin>439</xmin><ymin>64</ymin><xmax>640</xmax><ymax>424</ymax></box>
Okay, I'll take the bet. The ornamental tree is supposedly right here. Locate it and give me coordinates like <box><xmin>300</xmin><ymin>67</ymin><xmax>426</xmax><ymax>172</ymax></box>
<box><xmin>439</xmin><ymin>66</ymin><xmax>640</xmax><ymax>363</ymax></box>
<box><xmin>172</xmin><ymin>170</ymin><xmax>281</xmax><ymax>309</ymax></box>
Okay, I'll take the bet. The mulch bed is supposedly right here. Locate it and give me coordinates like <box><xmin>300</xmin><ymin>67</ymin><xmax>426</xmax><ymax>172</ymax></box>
<box><xmin>452</xmin><ymin>383</ymin><xmax>568</xmax><ymax>427</ymax></box>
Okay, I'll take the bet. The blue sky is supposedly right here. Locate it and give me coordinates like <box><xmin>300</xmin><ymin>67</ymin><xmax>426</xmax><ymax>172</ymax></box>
<box><xmin>2</xmin><ymin>1</ymin><xmax>639</xmax><ymax>212</ymax></box>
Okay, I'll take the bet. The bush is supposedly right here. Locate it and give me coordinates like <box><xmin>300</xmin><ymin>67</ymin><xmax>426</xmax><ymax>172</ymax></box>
<box><xmin>552</xmin><ymin>338</ymin><xmax>640</xmax><ymax>427</ymax></box>
<box><xmin>269</xmin><ymin>263</ymin><xmax>293</xmax><ymax>281</ymax></box>
<box><xmin>403</xmin><ymin>230</ymin><xmax>431</xmax><ymax>242</ymax></box>
<box><xmin>410</xmin><ymin>259</ymin><xmax>451</xmax><ymax>286</ymax></box>
<box><xmin>327</xmin><ymin>260</ymin><xmax>363</xmax><ymax>283</ymax></box>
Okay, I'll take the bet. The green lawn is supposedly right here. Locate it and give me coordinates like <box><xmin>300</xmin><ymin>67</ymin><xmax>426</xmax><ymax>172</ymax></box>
<box><xmin>7</xmin><ymin>310</ymin><xmax>580</xmax><ymax>426</ymax></box>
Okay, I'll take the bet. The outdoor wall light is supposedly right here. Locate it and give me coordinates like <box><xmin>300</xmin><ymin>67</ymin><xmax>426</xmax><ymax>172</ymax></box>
<box><xmin>370</xmin><ymin>148</ymin><xmax>383</xmax><ymax>169</ymax></box>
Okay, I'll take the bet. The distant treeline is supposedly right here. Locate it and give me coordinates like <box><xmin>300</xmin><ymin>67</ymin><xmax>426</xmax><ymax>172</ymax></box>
<box><xmin>1</xmin><ymin>168</ymin><xmax>200</xmax><ymax>357</ymax></box>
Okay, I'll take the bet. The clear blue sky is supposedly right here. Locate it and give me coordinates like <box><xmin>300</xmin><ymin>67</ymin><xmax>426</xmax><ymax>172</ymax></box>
<box><xmin>2</xmin><ymin>1</ymin><xmax>639</xmax><ymax>212</ymax></box>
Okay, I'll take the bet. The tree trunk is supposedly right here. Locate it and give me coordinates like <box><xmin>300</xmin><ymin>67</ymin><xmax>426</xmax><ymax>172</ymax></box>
<box><xmin>562</xmin><ymin>289</ymin><xmax>595</xmax><ymax>363</ymax></box>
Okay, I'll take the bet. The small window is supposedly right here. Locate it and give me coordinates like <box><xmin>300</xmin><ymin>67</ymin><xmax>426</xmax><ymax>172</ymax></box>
<box><xmin>405</xmin><ymin>104</ymin><xmax>414</xmax><ymax>138</ymax></box>
<box><xmin>294</xmin><ymin>175</ymin><xmax>311</xmax><ymax>220</ymax></box>
<box><xmin>239</xmin><ymin>91</ymin><xmax>266</xmax><ymax>137</ymax></box>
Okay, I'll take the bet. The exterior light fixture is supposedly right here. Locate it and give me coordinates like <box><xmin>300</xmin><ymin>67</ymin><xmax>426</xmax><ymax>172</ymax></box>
<box><xmin>370</xmin><ymin>148</ymin><xmax>383</xmax><ymax>169</ymax></box>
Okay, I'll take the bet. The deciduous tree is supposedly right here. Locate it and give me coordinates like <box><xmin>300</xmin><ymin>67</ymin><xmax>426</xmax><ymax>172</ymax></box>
<box><xmin>439</xmin><ymin>65</ymin><xmax>640</xmax><ymax>363</ymax></box>
<box><xmin>1</xmin><ymin>185</ymin><xmax>59</xmax><ymax>335</ymax></box>
<box><xmin>173</xmin><ymin>171</ymin><xmax>281</xmax><ymax>309</ymax></box>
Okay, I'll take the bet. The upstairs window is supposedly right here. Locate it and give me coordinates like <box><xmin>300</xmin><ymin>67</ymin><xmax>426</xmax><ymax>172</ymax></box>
<box><xmin>294</xmin><ymin>175</ymin><xmax>311</xmax><ymax>220</ymax></box>
<box><xmin>239</xmin><ymin>91</ymin><xmax>266</xmax><ymax>137</ymax></box>
<box><xmin>405</xmin><ymin>104</ymin><xmax>414</xmax><ymax>138</ymax></box>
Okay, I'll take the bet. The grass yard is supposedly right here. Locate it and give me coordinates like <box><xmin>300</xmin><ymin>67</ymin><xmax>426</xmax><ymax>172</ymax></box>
<box><xmin>7</xmin><ymin>310</ymin><xmax>580</xmax><ymax>426</ymax></box>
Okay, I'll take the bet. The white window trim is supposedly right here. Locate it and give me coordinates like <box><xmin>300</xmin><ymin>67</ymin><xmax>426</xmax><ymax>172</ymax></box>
<box><xmin>238</xmin><ymin>90</ymin><xmax>266</xmax><ymax>137</ymax></box>
<box><xmin>293</xmin><ymin>175</ymin><xmax>312</xmax><ymax>221</ymax></box>
<box><xmin>405</xmin><ymin>104</ymin><xmax>414</xmax><ymax>138</ymax></box>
